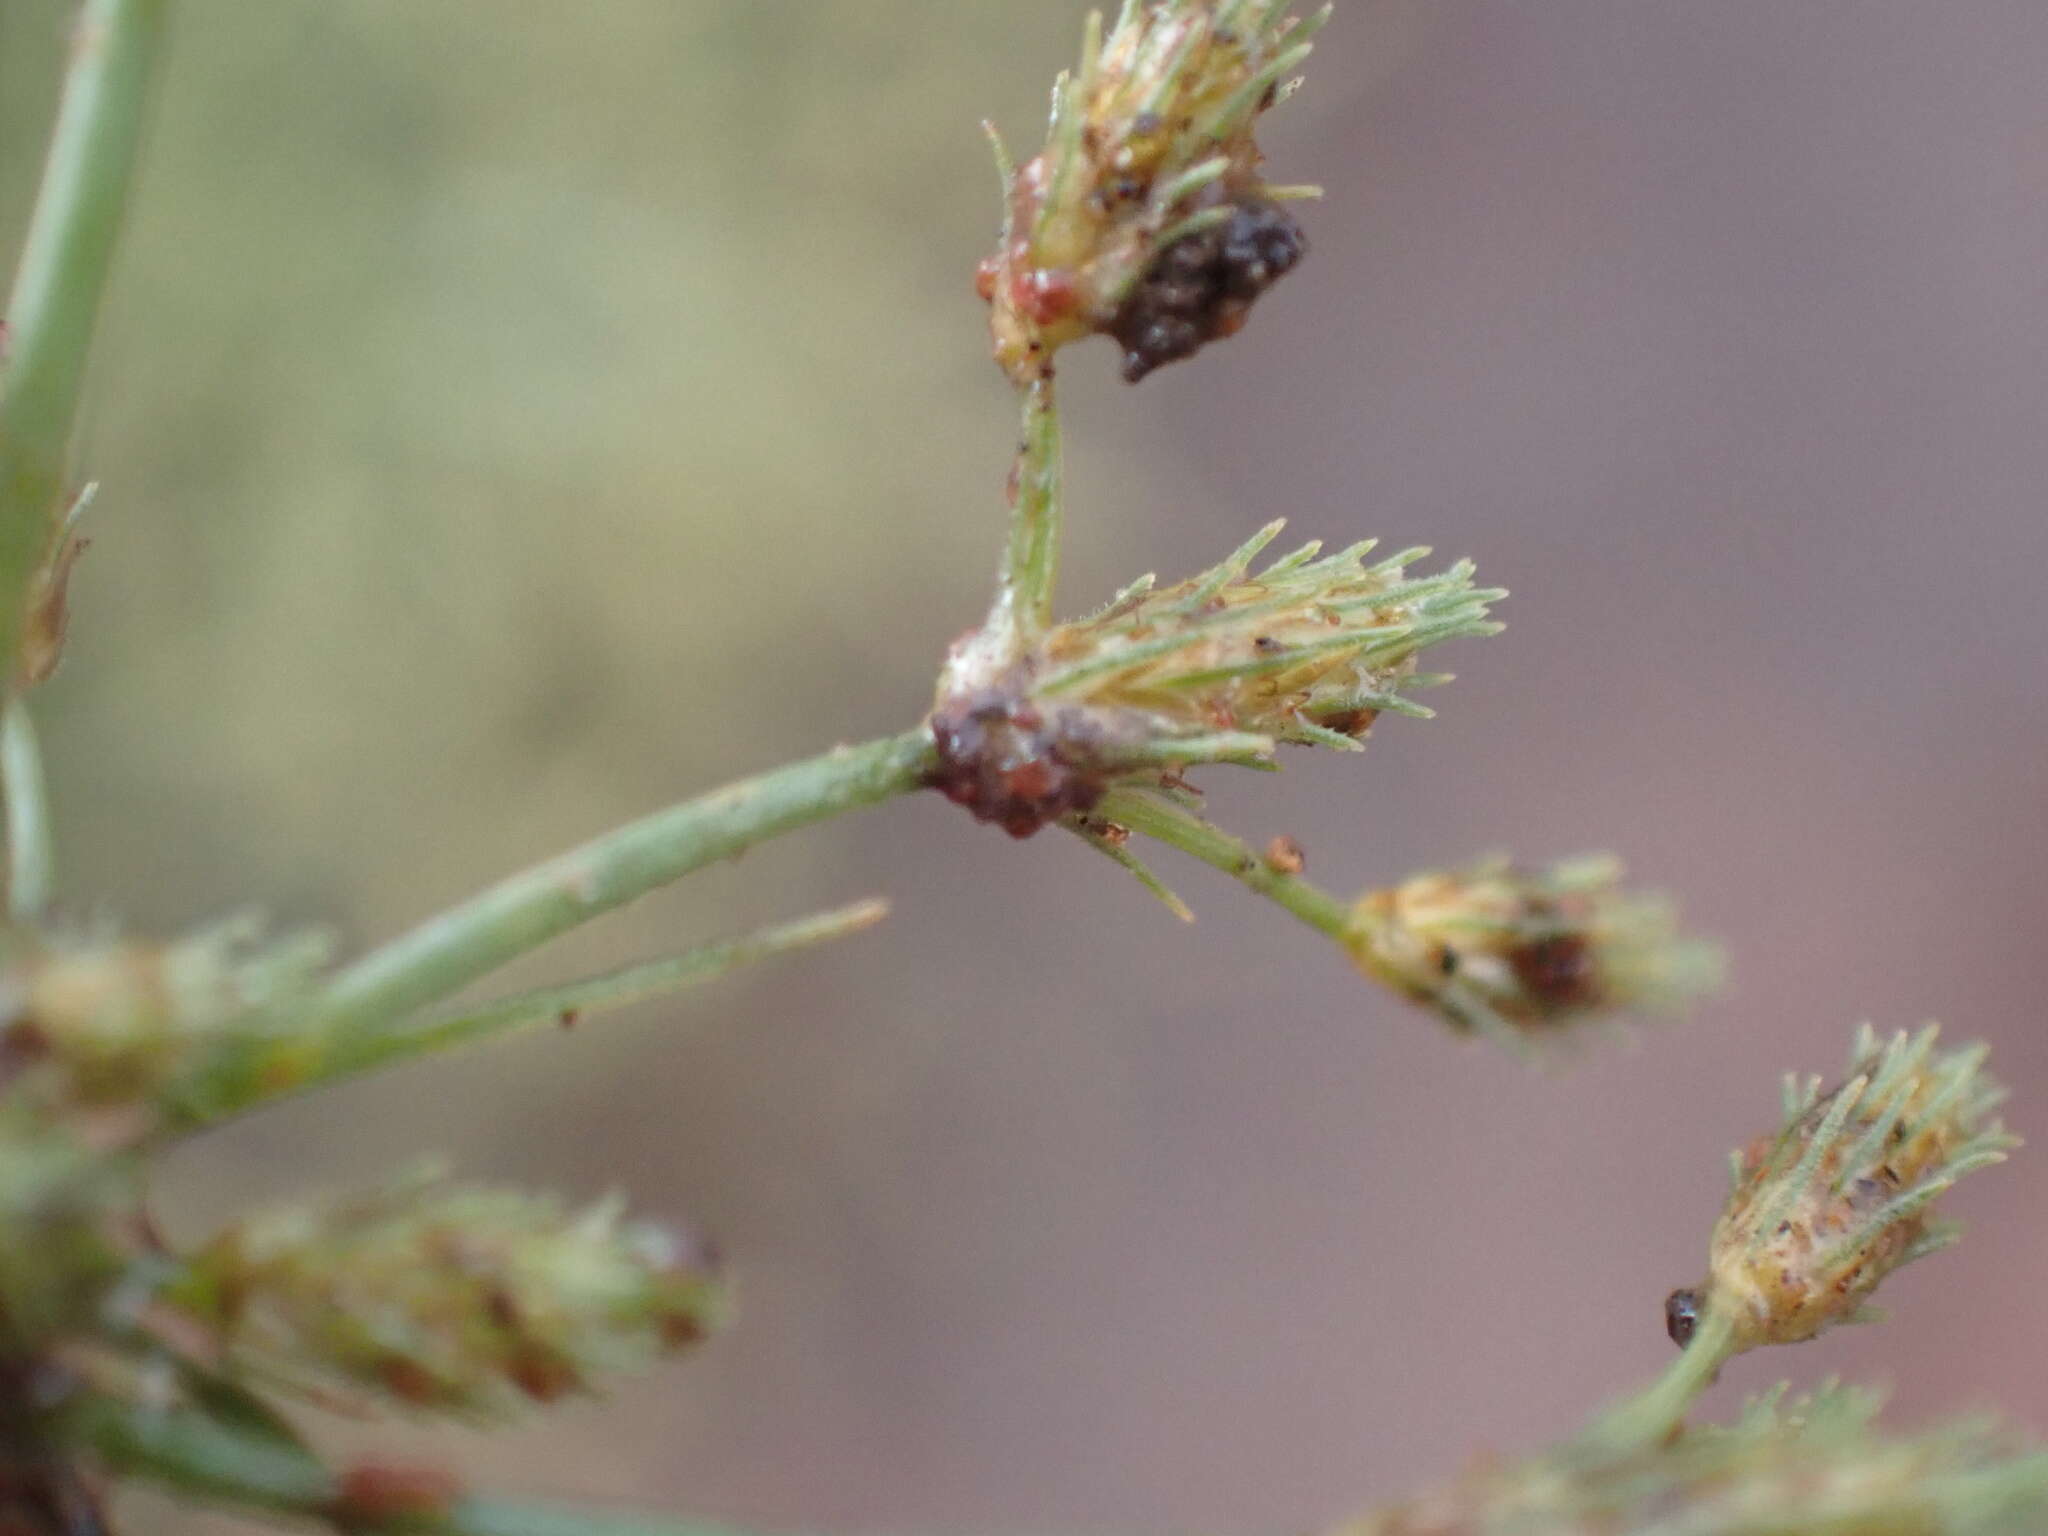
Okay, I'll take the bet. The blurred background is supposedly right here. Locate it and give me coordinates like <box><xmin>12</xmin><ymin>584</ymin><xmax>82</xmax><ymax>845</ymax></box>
<box><xmin>4</xmin><ymin>2</ymin><xmax>2047</xmax><ymax>1531</ymax></box>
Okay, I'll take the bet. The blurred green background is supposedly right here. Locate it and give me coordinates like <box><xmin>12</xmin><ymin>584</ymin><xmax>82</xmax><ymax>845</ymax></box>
<box><xmin>5</xmin><ymin>3</ymin><xmax>2048</xmax><ymax>1532</ymax></box>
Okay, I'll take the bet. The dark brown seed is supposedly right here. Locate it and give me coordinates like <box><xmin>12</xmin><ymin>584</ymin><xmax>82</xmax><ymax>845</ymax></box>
<box><xmin>1664</xmin><ymin>1287</ymin><xmax>1702</xmax><ymax>1348</ymax></box>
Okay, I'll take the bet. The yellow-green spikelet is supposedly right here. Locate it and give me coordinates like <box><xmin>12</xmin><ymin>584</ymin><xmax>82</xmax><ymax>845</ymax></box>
<box><xmin>1703</xmin><ymin>1025</ymin><xmax>2014</xmax><ymax>1353</ymax></box>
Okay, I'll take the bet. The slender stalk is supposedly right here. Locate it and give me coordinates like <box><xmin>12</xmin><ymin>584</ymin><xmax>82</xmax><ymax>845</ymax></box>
<box><xmin>986</xmin><ymin>374</ymin><xmax>1062</xmax><ymax>653</ymax></box>
<box><xmin>1089</xmin><ymin>785</ymin><xmax>1354</xmax><ymax>937</ymax></box>
<box><xmin>73</xmin><ymin>1394</ymin><xmax>750</xmax><ymax>1536</ymax></box>
<box><xmin>0</xmin><ymin>0</ymin><xmax>167</xmax><ymax>693</ymax></box>
<box><xmin>327</xmin><ymin>896</ymin><xmax>889</xmax><ymax>1078</ymax></box>
<box><xmin>1572</xmin><ymin>1305</ymin><xmax>1738</xmax><ymax>1458</ymax></box>
<box><xmin>448</xmin><ymin>1504</ymin><xmax>753</xmax><ymax>1536</ymax></box>
<box><xmin>1069</xmin><ymin>816</ymin><xmax>1194</xmax><ymax>922</ymax></box>
<box><xmin>306</xmin><ymin>729</ymin><xmax>933</xmax><ymax>1040</ymax></box>
<box><xmin>168</xmin><ymin>898</ymin><xmax>891</xmax><ymax>1128</ymax></box>
<box><xmin>1</xmin><ymin>699</ymin><xmax>53</xmax><ymax>918</ymax></box>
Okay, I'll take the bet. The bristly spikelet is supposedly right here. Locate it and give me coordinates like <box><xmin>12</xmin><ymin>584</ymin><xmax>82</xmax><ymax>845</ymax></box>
<box><xmin>1338</xmin><ymin>1383</ymin><xmax>2048</xmax><ymax>1535</ymax></box>
<box><xmin>929</xmin><ymin>520</ymin><xmax>1500</xmax><ymax>836</ymax></box>
<box><xmin>1667</xmin><ymin>1025</ymin><xmax>2015</xmax><ymax>1355</ymax></box>
<box><xmin>0</xmin><ymin>919</ymin><xmax>331</xmax><ymax>1112</ymax></box>
<box><xmin>0</xmin><ymin>1104</ymin><xmax>130</xmax><ymax>1342</ymax></box>
<box><xmin>1344</xmin><ymin>855</ymin><xmax>1721</xmax><ymax>1052</ymax></box>
<box><xmin>166</xmin><ymin>1171</ymin><xmax>727</xmax><ymax>1420</ymax></box>
<box><xmin>978</xmin><ymin>0</ymin><xmax>1331</xmax><ymax>383</ymax></box>
<box><xmin>1033</xmin><ymin>522</ymin><xmax>1500</xmax><ymax>736</ymax></box>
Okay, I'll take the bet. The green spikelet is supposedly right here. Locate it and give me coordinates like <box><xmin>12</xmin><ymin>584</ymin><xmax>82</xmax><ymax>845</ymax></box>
<box><xmin>167</xmin><ymin>1169</ymin><xmax>728</xmax><ymax>1421</ymax></box>
<box><xmin>1345</xmin><ymin>854</ymin><xmax>1721</xmax><ymax>1053</ymax></box>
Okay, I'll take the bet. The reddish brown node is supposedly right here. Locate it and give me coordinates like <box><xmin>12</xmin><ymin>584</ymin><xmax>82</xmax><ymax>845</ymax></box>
<box><xmin>928</xmin><ymin>685</ymin><xmax>1107</xmax><ymax>839</ymax></box>
<box><xmin>333</xmin><ymin>1462</ymin><xmax>464</xmax><ymax>1525</ymax></box>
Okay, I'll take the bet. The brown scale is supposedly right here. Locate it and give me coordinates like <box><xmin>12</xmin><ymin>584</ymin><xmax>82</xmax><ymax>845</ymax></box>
<box><xmin>1507</xmin><ymin>931</ymin><xmax>1602</xmax><ymax>1015</ymax></box>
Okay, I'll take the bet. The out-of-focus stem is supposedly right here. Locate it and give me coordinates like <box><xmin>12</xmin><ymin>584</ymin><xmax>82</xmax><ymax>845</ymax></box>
<box><xmin>73</xmin><ymin>1393</ymin><xmax>752</xmax><ymax>1536</ymax></box>
<box><xmin>0</xmin><ymin>0</ymin><xmax>167</xmax><ymax>693</ymax></box>
<box><xmin>168</xmin><ymin>898</ymin><xmax>890</xmax><ymax>1128</ymax></box>
<box><xmin>1573</xmin><ymin>1305</ymin><xmax>1739</xmax><ymax>1459</ymax></box>
<box><xmin>1</xmin><ymin>699</ymin><xmax>53</xmax><ymax>918</ymax></box>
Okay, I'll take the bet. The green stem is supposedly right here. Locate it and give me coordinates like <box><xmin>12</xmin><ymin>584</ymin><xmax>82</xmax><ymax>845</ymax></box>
<box><xmin>447</xmin><ymin>1505</ymin><xmax>754</xmax><ymax>1536</ymax></box>
<box><xmin>987</xmin><ymin>374</ymin><xmax>1062</xmax><ymax>652</ymax></box>
<box><xmin>1068</xmin><ymin>817</ymin><xmax>1195</xmax><ymax>922</ymax></box>
<box><xmin>1091</xmin><ymin>785</ymin><xmax>1354</xmax><ymax>938</ymax></box>
<box><xmin>1573</xmin><ymin>1305</ymin><xmax>1739</xmax><ymax>1458</ymax></box>
<box><xmin>73</xmin><ymin>1394</ymin><xmax>751</xmax><ymax>1536</ymax></box>
<box><xmin>168</xmin><ymin>898</ymin><xmax>891</xmax><ymax>1128</ymax></box>
<box><xmin>1</xmin><ymin>698</ymin><xmax>53</xmax><ymax>918</ymax></box>
<box><xmin>0</xmin><ymin>0</ymin><xmax>166</xmax><ymax>693</ymax></box>
<box><xmin>305</xmin><ymin>729</ymin><xmax>933</xmax><ymax>1040</ymax></box>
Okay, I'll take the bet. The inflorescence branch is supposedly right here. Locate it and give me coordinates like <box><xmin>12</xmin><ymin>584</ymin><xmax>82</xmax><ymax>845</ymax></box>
<box><xmin>2</xmin><ymin>3</ymin><xmax>2026</xmax><ymax>1534</ymax></box>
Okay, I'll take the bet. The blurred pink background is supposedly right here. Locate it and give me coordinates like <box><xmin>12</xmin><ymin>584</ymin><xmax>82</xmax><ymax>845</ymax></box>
<box><xmin>5</xmin><ymin>2</ymin><xmax>2047</xmax><ymax>1530</ymax></box>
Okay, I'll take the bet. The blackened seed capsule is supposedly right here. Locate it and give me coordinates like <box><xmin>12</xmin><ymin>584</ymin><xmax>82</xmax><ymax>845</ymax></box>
<box><xmin>1108</xmin><ymin>195</ymin><xmax>1307</xmax><ymax>381</ymax></box>
<box><xmin>1217</xmin><ymin>201</ymin><xmax>1306</xmax><ymax>298</ymax></box>
<box><xmin>1664</xmin><ymin>1287</ymin><xmax>1702</xmax><ymax>1348</ymax></box>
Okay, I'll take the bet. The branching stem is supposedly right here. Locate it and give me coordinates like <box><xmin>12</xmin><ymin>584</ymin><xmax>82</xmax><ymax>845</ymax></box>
<box><xmin>169</xmin><ymin>898</ymin><xmax>892</xmax><ymax>1129</ymax></box>
<box><xmin>305</xmin><ymin>729</ymin><xmax>933</xmax><ymax>1043</ymax></box>
<box><xmin>1090</xmin><ymin>785</ymin><xmax>1355</xmax><ymax>939</ymax></box>
<box><xmin>0</xmin><ymin>0</ymin><xmax>166</xmax><ymax>694</ymax></box>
